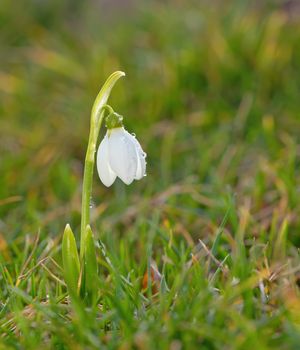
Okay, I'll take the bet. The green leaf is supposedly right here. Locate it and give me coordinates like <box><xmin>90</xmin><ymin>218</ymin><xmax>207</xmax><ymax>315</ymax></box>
<box><xmin>273</xmin><ymin>218</ymin><xmax>289</xmax><ymax>260</ymax></box>
<box><xmin>82</xmin><ymin>225</ymin><xmax>99</xmax><ymax>306</ymax></box>
<box><xmin>62</xmin><ymin>224</ymin><xmax>80</xmax><ymax>296</ymax></box>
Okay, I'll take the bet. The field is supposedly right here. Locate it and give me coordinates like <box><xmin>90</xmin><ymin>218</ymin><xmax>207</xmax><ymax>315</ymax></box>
<box><xmin>1</xmin><ymin>1</ymin><xmax>300</xmax><ymax>349</ymax></box>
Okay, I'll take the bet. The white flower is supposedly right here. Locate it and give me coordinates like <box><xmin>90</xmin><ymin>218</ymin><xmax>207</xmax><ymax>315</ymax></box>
<box><xmin>96</xmin><ymin>127</ymin><xmax>146</xmax><ymax>187</ymax></box>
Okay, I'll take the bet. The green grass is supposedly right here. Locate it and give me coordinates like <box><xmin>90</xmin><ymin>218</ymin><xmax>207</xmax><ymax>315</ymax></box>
<box><xmin>1</xmin><ymin>0</ymin><xmax>300</xmax><ymax>348</ymax></box>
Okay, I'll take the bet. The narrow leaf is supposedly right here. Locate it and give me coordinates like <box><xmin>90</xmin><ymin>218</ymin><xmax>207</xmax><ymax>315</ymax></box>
<box><xmin>82</xmin><ymin>225</ymin><xmax>98</xmax><ymax>305</ymax></box>
<box><xmin>62</xmin><ymin>224</ymin><xmax>80</xmax><ymax>295</ymax></box>
<box><xmin>273</xmin><ymin>218</ymin><xmax>288</xmax><ymax>260</ymax></box>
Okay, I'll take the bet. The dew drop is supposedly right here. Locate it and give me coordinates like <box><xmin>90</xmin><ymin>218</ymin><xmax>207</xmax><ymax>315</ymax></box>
<box><xmin>131</xmin><ymin>133</ymin><xmax>136</xmax><ymax>137</ymax></box>
<box><xmin>89</xmin><ymin>199</ymin><xmax>94</xmax><ymax>209</ymax></box>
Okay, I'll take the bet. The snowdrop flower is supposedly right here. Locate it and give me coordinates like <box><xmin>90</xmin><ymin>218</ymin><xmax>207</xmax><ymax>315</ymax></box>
<box><xmin>96</xmin><ymin>113</ymin><xmax>146</xmax><ymax>187</ymax></box>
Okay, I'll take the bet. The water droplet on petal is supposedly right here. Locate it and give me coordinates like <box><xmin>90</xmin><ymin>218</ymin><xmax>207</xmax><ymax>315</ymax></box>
<box><xmin>131</xmin><ymin>133</ymin><xmax>136</xmax><ymax>137</ymax></box>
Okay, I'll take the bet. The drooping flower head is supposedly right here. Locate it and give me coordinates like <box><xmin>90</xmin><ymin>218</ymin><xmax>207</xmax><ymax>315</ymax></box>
<box><xmin>96</xmin><ymin>112</ymin><xmax>146</xmax><ymax>187</ymax></box>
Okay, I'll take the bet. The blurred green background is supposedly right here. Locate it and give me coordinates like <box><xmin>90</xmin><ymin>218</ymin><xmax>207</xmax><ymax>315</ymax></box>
<box><xmin>1</xmin><ymin>0</ymin><xmax>300</xmax><ymax>241</ymax></box>
<box><xmin>1</xmin><ymin>0</ymin><xmax>300</xmax><ymax>348</ymax></box>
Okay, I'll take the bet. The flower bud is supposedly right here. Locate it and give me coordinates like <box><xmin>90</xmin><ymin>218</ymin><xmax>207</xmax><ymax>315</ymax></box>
<box><xmin>105</xmin><ymin>112</ymin><xmax>123</xmax><ymax>129</ymax></box>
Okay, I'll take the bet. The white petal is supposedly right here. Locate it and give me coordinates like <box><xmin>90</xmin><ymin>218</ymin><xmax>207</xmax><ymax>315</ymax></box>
<box><xmin>132</xmin><ymin>137</ymin><xmax>146</xmax><ymax>180</ymax></box>
<box><xmin>96</xmin><ymin>133</ymin><xmax>117</xmax><ymax>187</ymax></box>
<box><xmin>107</xmin><ymin>128</ymin><xmax>138</xmax><ymax>185</ymax></box>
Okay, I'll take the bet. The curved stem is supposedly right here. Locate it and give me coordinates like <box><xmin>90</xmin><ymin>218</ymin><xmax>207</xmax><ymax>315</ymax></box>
<box><xmin>80</xmin><ymin>71</ymin><xmax>125</xmax><ymax>260</ymax></box>
<box><xmin>102</xmin><ymin>104</ymin><xmax>115</xmax><ymax>115</ymax></box>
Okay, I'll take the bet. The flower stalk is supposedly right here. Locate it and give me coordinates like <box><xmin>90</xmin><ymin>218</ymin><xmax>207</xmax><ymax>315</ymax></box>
<box><xmin>80</xmin><ymin>71</ymin><xmax>125</xmax><ymax>260</ymax></box>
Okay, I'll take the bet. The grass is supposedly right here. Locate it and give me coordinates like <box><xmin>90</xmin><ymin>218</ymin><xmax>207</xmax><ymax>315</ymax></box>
<box><xmin>1</xmin><ymin>0</ymin><xmax>300</xmax><ymax>348</ymax></box>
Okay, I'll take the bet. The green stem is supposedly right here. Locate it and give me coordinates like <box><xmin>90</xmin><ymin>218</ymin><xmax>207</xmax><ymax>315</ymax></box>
<box><xmin>102</xmin><ymin>104</ymin><xmax>115</xmax><ymax>115</ymax></box>
<box><xmin>80</xmin><ymin>71</ymin><xmax>125</xmax><ymax>260</ymax></box>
